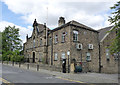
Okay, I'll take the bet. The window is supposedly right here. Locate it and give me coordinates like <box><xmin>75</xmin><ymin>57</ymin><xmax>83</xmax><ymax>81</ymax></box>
<box><xmin>54</xmin><ymin>53</ymin><xmax>58</xmax><ymax>61</ymax></box>
<box><xmin>40</xmin><ymin>38</ymin><xmax>42</xmax><ymax>46</ymax></box>
<box><xmin>73</xmin><ymin>30</ymin><xmax>78</xmax><ymax>41</ymax></box>
<box><xmin>39</xmin><ymin>53</ymin><xmax>42</xmax><ymax>62</ymax></box>
<box><xmin>61</xmin><ymin>52</ymin><xmax>66</xmax><ymax>59</ymax></box>
<box><xmin>106</xmin><ymin>49</ymin><xmax>110</xmax><ymax>61</ymax></box>
<box><xmin>86</xmin><ymin>53</ymin><xmax>91</xmax><ymax>61</ymax></box>
<box><xmin>33</xmin><ymin>39</ymin><xmax>35</xmax><ymax>48</ymax></box>
<box><xmin>62</xmin><ymin>32</ymin><xmax>65</xmax><ymax>42</ymax></box>
<box><xmin>55</xmin><ymin>35</ymin><xmax>58</xmax><ymax>43</ymax></box>
<box><xmin>113</xmin><ymin>53</ymin><xmax>118</xmax><ymax>60</ymax></box>
<box><xmin>49</xmin><ymin>37</ymin><xmax>52</xmax><ymax>45</ymax></box>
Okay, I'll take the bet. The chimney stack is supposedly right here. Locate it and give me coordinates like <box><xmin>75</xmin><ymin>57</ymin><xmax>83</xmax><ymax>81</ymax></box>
<box><xmin>58</xmin><ymin>17</ymin><xmax>65</xmax><ymax>26</ymax></box>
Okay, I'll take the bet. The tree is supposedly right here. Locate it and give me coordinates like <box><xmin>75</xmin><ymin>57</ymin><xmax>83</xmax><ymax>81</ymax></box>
<box><xmin>108</xmin><ymin>1</ymin><xmax>120</xmax><ymax>54</ymax></box>
<box><xmin>0</xmin><ymin>32</ymin><xmax>2</xmax><ymax>60</ymax></box>
<box><xmin>2</xmin><ymin>26</ymin><xmax>23</xmax><ymax>61</ymax></box>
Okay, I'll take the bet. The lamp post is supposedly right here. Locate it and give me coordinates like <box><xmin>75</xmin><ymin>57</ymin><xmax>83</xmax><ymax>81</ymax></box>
<box><xmin>67</xmin><ymin>51</ymin><xmax>70</xmax><ymax>73</ymax></box>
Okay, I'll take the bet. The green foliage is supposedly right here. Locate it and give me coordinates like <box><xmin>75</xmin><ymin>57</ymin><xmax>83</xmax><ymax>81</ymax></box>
<box><xmin>2</xmin><ymin>26</ymin><xmax>22</xmax><ymax>52</ymax></box>
<box><xmin>108</xmin><ymin>1</ymin><xmax>120</xmax><ymax>54</ymax></box>
<box><xmin>1</xmin><ymin>26</ymin><xmax>24</xmax><ymax>62</ymax></box>
<box><xmin>0</xmin><ymin>32</ymin><xmax>2</xmax><ymax>54</ymax></box>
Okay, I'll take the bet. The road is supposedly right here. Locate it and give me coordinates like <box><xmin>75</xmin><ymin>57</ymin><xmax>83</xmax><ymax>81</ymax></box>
<box><xmin>2</xmin><ymin>64</ymin><xmax>77</xmax><ymax>83</ymax></box>
<box><xmin>1</xmin><ymin>64</ymin><xmax>119</xmax><ymax>85</ymax></box>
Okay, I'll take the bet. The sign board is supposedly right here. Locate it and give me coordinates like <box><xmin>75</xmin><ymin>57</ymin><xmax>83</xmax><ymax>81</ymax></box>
<box><xmin>67</xmin><ymin>51</ymin><xmax>70</xmax><ymax>56</ymax></box>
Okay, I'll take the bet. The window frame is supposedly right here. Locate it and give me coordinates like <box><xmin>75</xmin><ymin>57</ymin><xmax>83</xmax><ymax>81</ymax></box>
<box><xmin>54</xmin><ymin>53</ymin><xmax>58</xmax><ymax>61</ymax></box>
<box><xmin>40</xmin><ymin>38</ymin><xmax>42</xmax><ymax>46</ymax></box>
<box><xmin>55</xmin><ymin>35</ymin><xmax>58</xmax><ymax>44</ymax></box>
<box><xmin>49</xmin><ymin>37</ymin><xmax>52</xmax><ymax>45</ymax></box>
<box><xmin>73</xmin><ymin>30</ymin><xmax>78</xmax><ymax>42</ymax></box>
<box><xmin>61</xmin><ymin>32</ymin><xmax>66</xmax><ymax>43</ymax></box>
<box><xmin>106</xmin><ymin>49</ymin><xmax>110</xmax><ymax>61</ymax></box>
<box><xmin>86</xmin><ymin>52</ymin><xmax>91</xmax><ymax>62</ymax></box>
<box><xmin>61</xmin><ymin>52</ymin><xmax>66</xmax><ymax>59</ymax></box>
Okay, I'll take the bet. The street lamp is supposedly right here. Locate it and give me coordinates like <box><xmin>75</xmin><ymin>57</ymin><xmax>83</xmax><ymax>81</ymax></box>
<box><xmin>67</xmin><ymin>51</ymin><xmax>70</xmax><ymax>73</ymax></box>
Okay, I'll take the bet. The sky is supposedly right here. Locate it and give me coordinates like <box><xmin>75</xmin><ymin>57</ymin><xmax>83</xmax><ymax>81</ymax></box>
<box><xmin>0</xmin><ymin>0</ymin><xmax>119</xmax><ymax>44</ymax></box>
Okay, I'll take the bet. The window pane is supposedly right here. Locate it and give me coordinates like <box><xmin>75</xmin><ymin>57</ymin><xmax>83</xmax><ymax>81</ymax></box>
<box><xmin>61</xmin><ymin>52</ymin><xmax>65</xmax><ymax>59</ymax></box>
<box><xmin>106</xmin><ymin>49</ymin><xmax>110</xmax><ymax>59</ymax></box>
<box><xmin>73</xmin><ymin>31</ymin><xmax>78</xmax><ymax>41</ymax></box>
<box><xmin>73</xmin><ymin>30</ymin><xmax>78</xmax><ymax>34</ymax></box>
<box><xmin>62</xmin><ymin>33</ymin><xmax>65</xmax><ymax>42</ymax></box>
<box><xmin>33</xmin><ymin>39</ymin><xmax>35</xmax><ymax>47</ymax></box>
<box><xmin>86</xmin><ymin>53</ymin><xmax>91</xmax><ymax>61</ymax></box>
<box><xmin>40</xmin><ymin>39</ymin><xmax>42</xmax><ymax>46</ymax></box>
<box><xmin>55</xmin><ymin>35</ymin><xmax>58</xmax><ymax>43</ymax></box>
<box><xmin>54</xmin><ymin>53</ymin><xmax>58</xmax><ymax>60</ymax></box>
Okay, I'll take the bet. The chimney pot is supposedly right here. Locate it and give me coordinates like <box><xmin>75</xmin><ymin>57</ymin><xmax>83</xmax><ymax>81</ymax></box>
<box><xmin>58</xmin><ymin>17</ymin><xmax>65</xmax><ymax>26</ymax></box>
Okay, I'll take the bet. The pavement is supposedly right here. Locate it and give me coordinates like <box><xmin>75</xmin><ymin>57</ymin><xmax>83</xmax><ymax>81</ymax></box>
<box><xmin>1</xmin><ymin>62</ymin><xmax>119</xmax><ymax>84</ymax></box>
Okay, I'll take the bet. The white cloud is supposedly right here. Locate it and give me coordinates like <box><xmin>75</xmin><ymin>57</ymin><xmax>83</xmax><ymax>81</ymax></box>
<box><xmin>0</xmin><ymin>21</ymin><xmax>32</xmax><ymax>44</ymax></box>
<box><xmin>1</xmin><ymin>0</ymin><xmax>118</xmax><ymax>30</ymax></box>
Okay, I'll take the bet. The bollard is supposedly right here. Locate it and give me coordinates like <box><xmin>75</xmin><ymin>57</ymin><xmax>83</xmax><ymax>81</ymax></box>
<box><xmin>12</xmin><ymin>61</ymin><xmax>14</xmax><ymax>66</ymax></box>
<box><xmin>37</xmin><ymin>64</ymin><xmax>39</xmax><ymax>71</ymax></box>
<box><xmin>2</xmin><ymin>61</ymin><xmax>3</xmax><ymax>64</ymax></box>
<box><xmin>19</xmin><ymin>62</ymin><xmax>21</xmax><ymax>68</ymax></box>
<box><xmin>27</xmin><ymin>64</ymin><xmax>29</xmax><ymax>69</ymax></box>
<box><xmin>7</xmin><ymin>61</ymin><xmax>8</xmax><ymax>65</ymax></box>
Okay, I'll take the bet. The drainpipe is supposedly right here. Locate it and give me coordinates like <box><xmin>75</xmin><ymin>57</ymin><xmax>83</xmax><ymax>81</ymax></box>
<box><xmin>99</xmin><ymin>38</ymin><xmax>101</xmax><ymax>73</ymax></box>
<box><xmin>51</xmin><ymin>32</ymin><xmax>53</xmax><ymax>65</ymax></box>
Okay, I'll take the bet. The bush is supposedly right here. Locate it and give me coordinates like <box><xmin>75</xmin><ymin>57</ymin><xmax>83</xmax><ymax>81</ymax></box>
<box><xmin>2</xmin><ymin>50</ymin><xmax>24</xmax><ymax>62</ymax></box>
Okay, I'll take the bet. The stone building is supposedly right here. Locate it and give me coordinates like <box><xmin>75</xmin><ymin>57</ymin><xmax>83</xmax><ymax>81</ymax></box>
<box><xmin>23</xmin><ymin>17</ymin><xmax>100</xmax><ymax>73</ymax></box>
<box><xmin>23</xmin><ymin>17</ymin><xmax>118</xmax><ymax>73</ymax></box>
<box><xmin>98</xmin><ymin>26</ymin><xmax>118</xmax><ymax>73</ymax></box>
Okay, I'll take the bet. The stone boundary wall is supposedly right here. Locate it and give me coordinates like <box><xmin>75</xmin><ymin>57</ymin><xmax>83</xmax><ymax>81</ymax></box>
<box><xmin>1</xmin><ymin>61</ymin><xmax>89</xmax><ymax>73</ymax></box>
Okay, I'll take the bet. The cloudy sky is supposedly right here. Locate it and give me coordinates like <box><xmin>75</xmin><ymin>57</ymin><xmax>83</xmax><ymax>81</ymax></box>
<box><xmin>0</xmin><ymin>0</ymin><xmax>119</xmax><ymax>44</ymax></box>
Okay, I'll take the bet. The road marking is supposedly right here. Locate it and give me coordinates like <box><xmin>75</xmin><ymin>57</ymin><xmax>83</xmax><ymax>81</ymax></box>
<box><xmin>0</xmin><ymin>77</ymin><xmax>14</xmax><ymax>85</ymax></box>
<box><xmin>56</xmin><ymin>77</ymin><xmax>85</xmax><ymax>83</ymax></box>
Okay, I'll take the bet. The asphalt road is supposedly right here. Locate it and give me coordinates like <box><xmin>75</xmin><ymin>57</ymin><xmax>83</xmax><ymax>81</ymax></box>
<box><xmin>2</xmin><ymin>64</ymin><xmax>77</xmax><ymax>83</ymax></box>
<box><xmin>1</xmin><ymin>64</ymin><xmax>119</xmax><ymax>85</ymax></box>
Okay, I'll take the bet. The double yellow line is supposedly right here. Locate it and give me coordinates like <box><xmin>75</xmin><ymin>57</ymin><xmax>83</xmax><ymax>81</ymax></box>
<box><xmin>0</xmin><ymin>77</ymin><xmax>14</xmax><ymax>85</ymax></box>
<box><xmin>56</xmin><ymin>77</ymin><xmax>85</xmax><ymax>83</ymax></box>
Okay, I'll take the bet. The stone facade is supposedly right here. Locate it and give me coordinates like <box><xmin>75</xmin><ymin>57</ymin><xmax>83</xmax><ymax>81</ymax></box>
<box><xmin>98</xmin><ymin>26</ymin><xmax>118</xmax><ymax>73</ymax></box>
<box><xmin>23</xmin><ymin>17</ymin><xmax>118</xmax><ymax>73</ymax></box>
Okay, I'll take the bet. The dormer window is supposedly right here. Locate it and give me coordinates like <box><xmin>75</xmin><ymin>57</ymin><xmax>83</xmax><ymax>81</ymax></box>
<box><xmin>55</xmin><ymin>35</ymin><xmax>58</xmax><ymax>44</ymax></box>
<box><xmin>73</xmin><ymin>30</ymin><xmax>78</xmax><ymax>41</ymax></box>
<box><xmin>62</xmin><ymin>32</ymin><xmax>65</xmax><ymax>43</ymax></box>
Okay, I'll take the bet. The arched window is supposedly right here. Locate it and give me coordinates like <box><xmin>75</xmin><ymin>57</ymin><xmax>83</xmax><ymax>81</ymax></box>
<box><xmin>106</xmin><ymin>49</ymin><xmax>110</xmax><ymax>61</ymax></box>
<box><xmin>33</xmin><ymin>39</ymin><xmax>35</xmax><ymax>48</ymax></box>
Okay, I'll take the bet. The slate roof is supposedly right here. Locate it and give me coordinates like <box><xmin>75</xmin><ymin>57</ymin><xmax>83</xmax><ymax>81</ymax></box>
<box><xmin>52</xmin><ymin>20</ymin><xmax>98</xmax><ymax>33</ymax></box>
<box><xmin>98</xmin><ymin>26</ymin><xmax>113</xmax><ymax>41</ymax></box>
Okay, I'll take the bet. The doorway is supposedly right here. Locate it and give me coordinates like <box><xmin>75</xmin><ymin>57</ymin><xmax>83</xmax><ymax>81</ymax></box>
<box><xmin>62</xmin><ymin>59</ymin><xmax>66</xmax><ymax>73</ymax></box>
<box><xmin>33</xmin><ymin>52</ymin><xmax>35</xmax><ymax>63</ymax></box>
